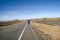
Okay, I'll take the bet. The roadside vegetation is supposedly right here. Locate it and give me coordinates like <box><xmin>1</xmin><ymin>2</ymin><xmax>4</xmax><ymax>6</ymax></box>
<box><xmin>31</xmin><ymin>18</ymin><xmax>60</xmax><ymax>26</ymax></box>
<box><xmin>0</xmin><ymin>20</ymin><xmax>23</xmax><ymax>27</ymax></box>
<box><xmin>31</xmin><ymin>18</ymin><xmax>60</xmax><ymax>40</ymax></box>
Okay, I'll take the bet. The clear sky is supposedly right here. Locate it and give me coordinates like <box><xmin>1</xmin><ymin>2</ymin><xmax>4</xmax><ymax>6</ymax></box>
<box><xmin>0</xmin><ymin>0</ymin><xmax>60</xmax><ymax>21</ymax></box>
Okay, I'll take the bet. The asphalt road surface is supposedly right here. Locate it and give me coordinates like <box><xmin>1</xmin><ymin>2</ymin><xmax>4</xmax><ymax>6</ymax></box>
<box><xmin>0</xmin><ymin>22</ymin><xmax>45</xmax><ymax>40</ymax></box>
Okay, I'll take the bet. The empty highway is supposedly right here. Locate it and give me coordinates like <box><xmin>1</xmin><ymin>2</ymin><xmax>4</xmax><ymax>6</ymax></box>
<box><xmin>0</xmin><ymin>21</ymin><xmax>45</xmax><ymax>40</ymax></box>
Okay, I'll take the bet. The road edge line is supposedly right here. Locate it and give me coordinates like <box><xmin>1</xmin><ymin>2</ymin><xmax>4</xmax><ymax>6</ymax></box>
<box><xmin>18</xmin><ymin>23</ymin><xmax>27</xmax><ymax>40</ymax></box>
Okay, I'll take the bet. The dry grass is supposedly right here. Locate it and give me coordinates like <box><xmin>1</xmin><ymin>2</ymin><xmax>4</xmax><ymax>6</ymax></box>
<box><xmin>31</xmin><ymin>21</ymin><xmax>60</xmax><ymax>40</ymax></box>
<box><xmin>0</xmin><ymin>20</ymin><xmax>23</xmax><ymax>27</ymax></box>
<box><xmin>31</xmin><ymin>18</ymin><xmax>60</xmax><ymax>26</ymax></box>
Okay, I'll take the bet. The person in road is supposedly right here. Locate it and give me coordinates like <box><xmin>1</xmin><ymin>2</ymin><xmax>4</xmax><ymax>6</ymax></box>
<box><xmin>28</xmin><ymin>20</ymin><xmax>30</xmax><ymax>24</ymax></box>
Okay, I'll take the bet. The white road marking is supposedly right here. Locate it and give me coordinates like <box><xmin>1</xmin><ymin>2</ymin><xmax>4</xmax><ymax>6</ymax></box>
<box><xmin>18</xmin><ymin>23</ymin><xmax>27</xmax><ymax>40</ymax></box>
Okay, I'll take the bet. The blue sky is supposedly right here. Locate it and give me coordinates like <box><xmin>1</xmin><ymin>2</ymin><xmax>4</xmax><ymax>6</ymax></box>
<box><xmin>0</xmin><ymin>0</ymin><xmax>60</xmax><ymax>21</ymax></box>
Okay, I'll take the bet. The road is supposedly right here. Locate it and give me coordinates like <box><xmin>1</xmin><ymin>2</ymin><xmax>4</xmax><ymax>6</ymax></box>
<box><xmin>0</xmin><ymin>22</ymin><xmax>45</xmax><ymax>40</ymax></box>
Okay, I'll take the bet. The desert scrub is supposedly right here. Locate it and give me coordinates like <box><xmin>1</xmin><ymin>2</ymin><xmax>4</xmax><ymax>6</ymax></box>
<box><xmin>31</xmin><ymin>21</ymin><xmax>60</xmax><ymax>40</ymax></box>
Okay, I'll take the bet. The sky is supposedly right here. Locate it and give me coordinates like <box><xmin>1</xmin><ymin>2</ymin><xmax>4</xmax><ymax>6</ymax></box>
<box><xmin>0</xmin><ymin>0</ymin><xmax>60</xmax><ymax>21</ymax></box>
